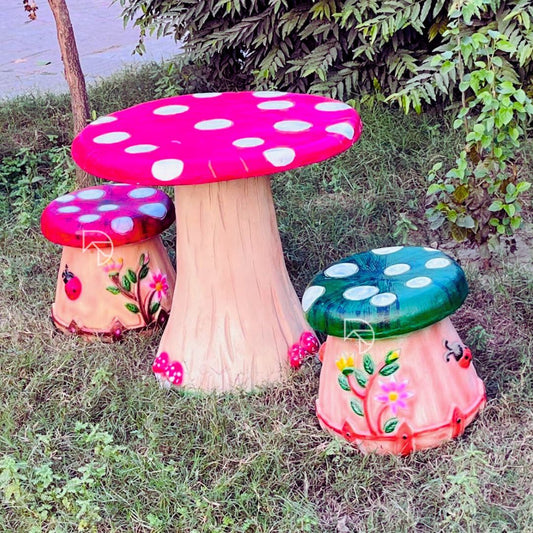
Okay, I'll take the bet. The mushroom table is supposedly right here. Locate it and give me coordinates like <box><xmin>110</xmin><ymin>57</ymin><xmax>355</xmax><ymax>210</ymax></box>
<box><xmin>71</xmin><ymin>91</ymin><xmax>362</xmax><ymax>391</ymax></box>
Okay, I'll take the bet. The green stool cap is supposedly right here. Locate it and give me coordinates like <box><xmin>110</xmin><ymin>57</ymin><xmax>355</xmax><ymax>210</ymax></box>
<box><xmin>303</xmin><ymin>246</ymin><xmax>468</xmax><ymax>339</ymax></box>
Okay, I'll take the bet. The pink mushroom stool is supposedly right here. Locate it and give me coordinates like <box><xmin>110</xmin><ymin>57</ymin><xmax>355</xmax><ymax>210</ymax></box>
<box><xmin>303</xmin><ymin>246</ymin><xmax>486</xmax><ymax>454</ymax></box>
<box><xmin>71</xmin><ymin>91</ymin><xmax>362</xmax><ymax>391</ymax></box>
<box><xmin>41</xmin><ymin>184</ymin><xmax>176</xmax><ymax>340</ymax></box>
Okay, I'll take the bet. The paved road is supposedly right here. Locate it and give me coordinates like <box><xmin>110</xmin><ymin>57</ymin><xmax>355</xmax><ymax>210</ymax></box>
<box><xmin>1</xmin><ymin>0</ymin><xmax>181</xmax><ymax>99</ymax></box>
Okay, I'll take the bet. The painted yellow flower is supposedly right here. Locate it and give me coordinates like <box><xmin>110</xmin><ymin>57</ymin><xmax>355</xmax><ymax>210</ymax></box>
<box><xmin>103</xmin><ymin>257</ymin><xmax>123</xmax><ymax>276</ymax></box>
<box><xmin>336</xmin><ymin>353</ymin><xmax>355</xmax><ymax>372</ymax></box>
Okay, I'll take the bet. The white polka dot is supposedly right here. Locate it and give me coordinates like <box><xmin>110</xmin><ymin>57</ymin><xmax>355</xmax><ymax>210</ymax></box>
<box><xmin>343</xmin><ymin>286</ymin><xmax>380</xmax><ymax>301</ymax></box>
<box><xmin>139</xmin><ymin>202</ymin><xmax>167</xmax><ymax>219</ymax></box>
<box><xmin>78</xmin><ymin>214</ymin><xmax>100</xmax><ymax>223</ymax></box>
<box><xmin>257</xmin><ymin>100</ymin><xmax>294</xmax><ymax>110</ymax></box>
<box><xmin>153</xmin><ymin>105</ymin><xmax>189</xmax><ymax>115</ymax></box>
<box><xmin>324</xmin><ymin>263</ymin><xmax>359</xmax><ymax>278</ymax></box>
<box><xmin>372</xmin><ymin>246</ymin><xmax>403</xmax><ymax>255</ymax></box>
<box><xmin>194</xmin><ymin>119</ymin><xmax>233</xmax><ymax>131</ymax></box>
<box><xmin>55</xmin><ymin>194</ymin><xmax>76</xmax><ymax>203</ymax></box>
<box><xmin>424</xmin><ymin>247</ymin><xmax>439</xmax><ymax>252</ymax></box>
<box><xmin>111</xmin><ymin>216</ymin><xmax>134</xmax><ymax>234</ymax></box>
<box><xmin>233</xmin><ymin>137</ymin><xmax>265</xmax><ymax>148</ymax></box>
<box><xmin>406</xmin><ymin>277</ymin><xmax>432</xmax><ymax>288</ymax></box>
<box><xmin>302</xmin><ymin>285</ymin><xmax>326</xmax><ymax>312</ymax></box>
<box><xmin>425</xmin><ymin>258</ymin><xmax>452</xmax><ymax>269</ymax></box>
<box><xmin>263</xmin><ymin>147</ymin><xmax>295</xmax><ymax>167</ymax></box>
<box><xmin>253</xmin><ymin>91</ymin><xmax>287</xmax><ymax>98</ymax></box>
<box><xmin>274</xmin><ymin>120</ymin><xmax>312</xmax><ymax>132</ymax></box>
<box><xmin>315</xmin><ymin>102</ymin><xmax>352</xmax><ymax>112</ymax></box>
<box><xmin>370</xmin><ymin>292</ymin><xmax>397</xmax><ymax>307</ymax></box>
<box><xmin>326</xmin><ymin>122</ymin><xmax>355</xmax><ymax>140</ymax></box>
<box><xmin>128</xmin><ymin>187</ymin><xmax>157</xmax><ymax>199</ymax></box>
<box><xmin>57</xmin><ymin>205</ymin><xmax>80</xmax><ymax>214</ymax></box>
<box><xmin>98</xmin><ymin>204</ymin><xmax>119</xmax><ymax>212</ymax></box>
<box><xmin>125</xmin><ymin>144</ymin><xmax>158</xmax><ymax>154</ymax></box>
<box><xmin>192</xmin><ymin>93</ymin><xmax>222</xmax><ymax>98</ymax></box>
<box><xmin>77</xmin><ymin>189</ymin><xmax>105</xmax><ymax>200</ymax></box>
<box><xmin>384</xmin><ymin>263</ymin><xmax>411</xmax><ymax>276</ymax></box>
<box><xmin>151</xmin><ymin>159</ymin><xmax>184</xmax><ymax>181</ymax></box>
<box><xmin>90</xmin><ymin>116</ymin><xmax>117</xmax><ymax>125</ymax></box>
<box><xmin>93</xmin><ymin>131</ymin><xmax>131</xmax><ymax>144</ymax></box>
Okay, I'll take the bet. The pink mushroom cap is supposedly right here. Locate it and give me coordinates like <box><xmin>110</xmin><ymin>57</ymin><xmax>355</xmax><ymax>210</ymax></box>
<box><xmin>71</xmin><ymin>91</ymin><xmax>363</xmax><ymax>186</ymax></box>
<box><xmin>41</xmin><ymin>184</ymin><xmax>175</xmax><ymax>248</ymax></box>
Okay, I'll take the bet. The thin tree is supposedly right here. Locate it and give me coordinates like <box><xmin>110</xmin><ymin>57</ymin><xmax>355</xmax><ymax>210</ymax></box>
<box><xmin>23</xmin><ymin>0</ymin><xmax>92</xmax><ymax>187</ymax></box>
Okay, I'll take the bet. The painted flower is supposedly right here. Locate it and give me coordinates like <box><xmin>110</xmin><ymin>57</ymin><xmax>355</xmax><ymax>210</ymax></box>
<box><xmin>336</xmin><ymin>353</ymin><xmax>355</xmax><ymax>372</ymax></box>
<box><xmin>103</xmin><ymin>257</ymin><xmax>123</xmax><ymax>276</ymax></box>
<box><xmin>150</xmin><ymin>272</ymin><xmax>169</xmax><ymax>300</ymax></box>
<box><xmin>376</xmin><ymin>379</ymin><xmax>413</xmax><ymax>415</ymax></box>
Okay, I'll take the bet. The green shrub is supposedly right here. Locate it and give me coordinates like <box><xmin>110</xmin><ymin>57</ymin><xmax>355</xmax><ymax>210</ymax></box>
<box><xmin>389</xmin><ymin>0</ymin><xmax>533</xmax><ymax>251</ymax></box>
<box><xmin>118</xmin><ymin>1</ymin><xmax>533</xmax><ymax>100</ymax></box>
<box><xmin>117</xmin><ymin>0</ymin><xmax>450</xmax><ymax>99</ymax></box>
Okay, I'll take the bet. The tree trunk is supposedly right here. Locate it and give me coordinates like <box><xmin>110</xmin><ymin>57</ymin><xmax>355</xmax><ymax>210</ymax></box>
<box><xmin>48</xmin><ymin>0</ymin><xmax>92</xmax><ymax>188</ymax></box>
<box><xmin>156</xmin><ymin>176</ymin><xmax>310</xmax><ymax>392</ymax></box>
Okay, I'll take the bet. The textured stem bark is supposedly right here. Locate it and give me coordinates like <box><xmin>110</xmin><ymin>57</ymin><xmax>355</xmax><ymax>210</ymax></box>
<box><xmin>48</xmin><ymin>0</ymin><xmax>92</xmax><ymax>188</ymax></box>
<box><xmin>157</xmin><ymin>176</ymin><xmax>309</xmax><ymax>392</ymax></box>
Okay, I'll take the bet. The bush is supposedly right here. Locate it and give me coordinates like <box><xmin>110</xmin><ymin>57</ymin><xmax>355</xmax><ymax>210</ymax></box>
<box><xmin>118</xmin><ymin>1</ymin><xmax>533</xmax><ymax>101</ymax></box>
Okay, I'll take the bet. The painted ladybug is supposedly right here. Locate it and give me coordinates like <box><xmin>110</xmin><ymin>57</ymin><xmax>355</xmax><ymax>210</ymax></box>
<box><xmin>444</xmin><ymin>340</ymin><xmax>472</xmax><ymax>368</ymax></box>
<box><xmin>62</xmin><ymin>265</ymin><xmax>82</xmax><ymax>300</ymax></box>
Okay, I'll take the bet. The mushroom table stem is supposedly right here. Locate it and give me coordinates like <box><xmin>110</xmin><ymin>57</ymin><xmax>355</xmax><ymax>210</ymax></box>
<box><xmin>157</xmin><ymin>175</ymin><xmax>309</xmax><ymax>391</ymax></box>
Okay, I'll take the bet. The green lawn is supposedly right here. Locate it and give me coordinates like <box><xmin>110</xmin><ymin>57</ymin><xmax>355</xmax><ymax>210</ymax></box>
<box><xmin>0</xmin><ymin>64</ymin><xmax>532</xmax><ymax>532</ymax></box>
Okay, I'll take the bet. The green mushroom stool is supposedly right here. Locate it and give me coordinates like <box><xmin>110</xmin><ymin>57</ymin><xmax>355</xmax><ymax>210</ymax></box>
<box><xmin>303</xmin><ymin>246</ymin><xmax>486</xmax><ymax>455</ymax></box>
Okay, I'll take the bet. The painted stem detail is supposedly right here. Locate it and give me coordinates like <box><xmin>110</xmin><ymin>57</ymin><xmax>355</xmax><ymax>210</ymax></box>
<box><xmin>104</xmin><ymin>253</ymin><xmax>168</xmax><ymax>326</ymax></box>
<box><xmin>336</xmin><ymin>349</ymin><xmax>413</xmax><ymax>436</ymax></box>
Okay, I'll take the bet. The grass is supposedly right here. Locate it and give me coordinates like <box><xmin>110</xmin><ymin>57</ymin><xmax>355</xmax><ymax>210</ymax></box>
<box><xmin>0</xmin><ymin>63</ymin><xmax>532</xmax><ymax>532</ymax></box>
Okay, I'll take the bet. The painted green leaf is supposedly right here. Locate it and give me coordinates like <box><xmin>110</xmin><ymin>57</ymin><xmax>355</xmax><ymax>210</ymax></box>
<box><xmin>139</xmin><ymin>265</ymin><xmax>149</xmax><ymax>280</ymax></box>
<box><xmin>139</xmin><ymin>253</ymin><xmax>145</xmax><ymax>267</ymax></box>
<box><xmin>121</xmin><ymin>276</ymin><xmax>131</xmax><ymax>291</ymax></box>
<box><xmin>379</xmin><ymin>363</ymin><xmax>399</xmax><ymax>376</ymax></box>
<box><xmin>383</xmin><ymin>418</ymin><xmax>399</xmax><ymax>434</ymax></box>
<box><xmin>342</xmin><ymin>367</ymin><xmax>354</xmax><ymax>376</ymax></box>
<box><xmin>125</xmin><ymin>303</ymin><xmax>140</xmax><ymax>314</ymax></box>
<box><xmin>106</xmin><ymin>286</ymin><xmax>120</xmax><ymax>295</ymax></box>
<box><xmin>150</xmin><ymin>302</ymin><xmax>160</xmax><ymax>315</ymax></box>
<box><xmin>385</xmin><ymin>350</ymin><xmax>400</xmax><ymax>365</ymax></box>
<box><xmin>127</xmin><ymin>269</ymin><xmax>137</xmax><ymax>283</ymax></box>
<box><xmin>338</xmin><ymin>374</ymin><xmax>350</xmax><ymax>392</ymax></box>
<box><xmin>354</xmin><ymin>369</ymin><xmax>368</xmax><ymax>388</ymax></box>
<box><xmin>350</xmin><ymin>399</ymin><xmax>364</xmax><ymax>417</ymax></box>
<box><xmin>363</xmin><ymin>353</ymin><xmax>374</xmax><ymax>375</ymax></box>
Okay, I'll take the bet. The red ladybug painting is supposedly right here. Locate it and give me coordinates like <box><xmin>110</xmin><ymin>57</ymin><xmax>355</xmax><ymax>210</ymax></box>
<box><xmin>444</xmin><ymin>340</ymin><xmax>472</xmax><ymax>368</ymax></box>
<box><xmin>62</xmin><ymin>265</ymin><xmax>82</xmax><ymax>300</ymax></box>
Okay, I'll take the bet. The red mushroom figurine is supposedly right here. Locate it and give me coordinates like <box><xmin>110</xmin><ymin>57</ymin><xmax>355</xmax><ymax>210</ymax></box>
<box><xmin>41</xmin><ymin>184</ymin><xmax>176</xmax><ymax>338</ymax></box>
<box><xmin>71</xmin><ymin>91</ymin><xmax>362</xmax><ymax>389</ymax></box>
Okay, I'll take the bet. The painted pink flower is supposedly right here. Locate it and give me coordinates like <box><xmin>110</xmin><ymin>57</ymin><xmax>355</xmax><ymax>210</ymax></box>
<box><xmin>376</xmin><ymin>379</ymin><xmax>413</xmax><ymax>415</ymax></box>
<box><xmin>150</xmin><ymin>272</ymin><xmax>169</xmax><ymax>300</ymax></box>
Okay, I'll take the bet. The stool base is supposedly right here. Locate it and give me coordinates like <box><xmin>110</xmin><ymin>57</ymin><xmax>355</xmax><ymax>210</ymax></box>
<box><xmin>316</xmin><ymin>317</ymin><xmax>486</xmax><ymax>454</ymax></box>
<box><xmin>51</xmin><ymin>237</ymin><xmax>175</xmax><ymax>339</ymax></box>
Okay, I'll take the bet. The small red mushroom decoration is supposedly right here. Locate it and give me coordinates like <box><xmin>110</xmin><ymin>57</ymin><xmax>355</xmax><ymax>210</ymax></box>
<box><xmin>152</xmin><ymin>351</ymin><xmax>169</xmax><ymax>374</ymax></box>
<box><xmin>165</xmin><ymin>361</ymin><xmax>184</xmax><ymax>386</ymax></box>
<box><xmin>300</xmin><ymin>331</ymin><xmax>320</xmax><ymax>355</ymax></box>
<box><xmin>62</xmin><ymin>265</ymin><xmax>82</xmax><ymax>300</ymax></box>
<box><xmin>152</xmin><ymin>352</ymin><xmax>184</xmax><ymax>386</ymax></box>
<box><xmin>288</xmin><ymin>331</ymin><xmax>320</xmax><ymax>369</ymax></box>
